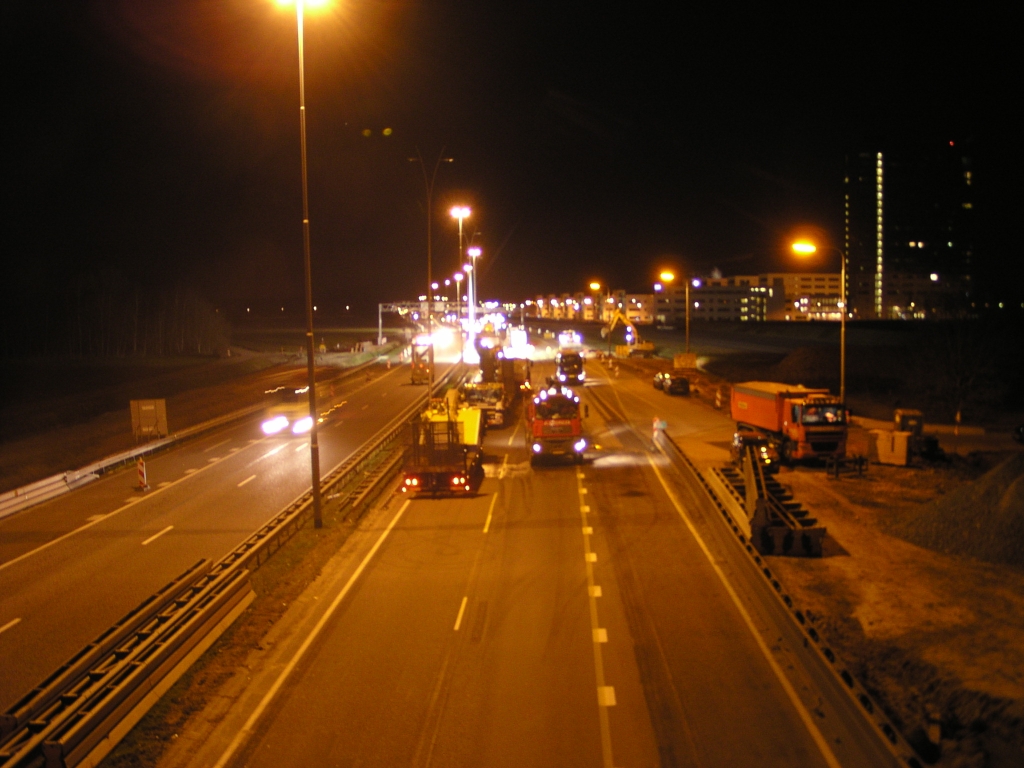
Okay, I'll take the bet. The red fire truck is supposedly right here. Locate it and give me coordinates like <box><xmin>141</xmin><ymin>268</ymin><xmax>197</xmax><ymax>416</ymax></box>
<box><xmin>525</xmin><ymin>385</ymin><xmax>586</xmax><ymax>463</ymax></box>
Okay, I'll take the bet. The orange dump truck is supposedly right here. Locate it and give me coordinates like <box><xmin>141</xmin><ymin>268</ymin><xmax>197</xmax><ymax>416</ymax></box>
<box><xmin>731</xmin><ymin>381</ymin><xmax>847</xmax><ymax>462</ymax></box>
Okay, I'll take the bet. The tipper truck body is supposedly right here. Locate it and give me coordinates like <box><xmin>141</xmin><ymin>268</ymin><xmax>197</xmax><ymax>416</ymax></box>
<box><xmin>731</xmin><ymin>381</ymin><xmax>847</xmax><ymax>462</ymax></box>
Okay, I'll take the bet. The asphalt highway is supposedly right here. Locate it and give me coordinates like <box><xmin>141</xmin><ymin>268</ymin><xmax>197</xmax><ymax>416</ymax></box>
<box><xmin>0</xmin><ymin>362</ymin><xmax>437</xmax><ymax>709</ymax></box>
<box><xmin>193</xmin><ymin>362</ymin><xmax>865</xmax><ymax>768</ymax></box>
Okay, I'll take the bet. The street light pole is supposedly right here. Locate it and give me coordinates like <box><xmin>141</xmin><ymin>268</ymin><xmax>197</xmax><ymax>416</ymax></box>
<box><xmin>450</xmin><ymin>206</ymin><xmax>471</xmax><ymax>350</ymax></box>
<box><xmin>454</xmin><ymin>272</ymin><xmax>464</xmax><ymax>360</ymax></box>
<box><xmin>467</xmin><ymin>246</ymin><xmax>481</xmax><ymax>354</ymax></box>
<box><xmin>411</xmin><ymin>150</ymin><xmax>452</xmax><ymax>396</ymax></box>
<box><xmin>792</xmin><ymin>240</ymin><xmax>846</xmax><ymax>403</ymax></box>
<box><xmin>290</xmin><ymin>0</ymin><xmax>322</xmax><ymax>528</ymax></box>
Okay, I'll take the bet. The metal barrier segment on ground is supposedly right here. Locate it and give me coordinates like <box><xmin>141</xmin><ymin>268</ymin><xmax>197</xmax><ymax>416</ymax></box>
<box><xmin>0</xmin><ymin>360</ymin><xmax>457</xmax><ymax>768</ymax></box>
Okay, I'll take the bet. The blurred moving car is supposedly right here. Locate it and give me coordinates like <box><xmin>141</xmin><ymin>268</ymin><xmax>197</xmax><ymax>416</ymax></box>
<box><xmin>730</xmin><ymin>430</ymin><xmax>780</xmax><ymax>474</ymax></box>
<box><xmin>653</xmin><ymin>371</ymin><xmax>671</xmax><ymax>390</ymax></box>
<box><xmin>663</xmin><ymin>374</ymin><xmax>690</xmax><ymax>395</ymax></box>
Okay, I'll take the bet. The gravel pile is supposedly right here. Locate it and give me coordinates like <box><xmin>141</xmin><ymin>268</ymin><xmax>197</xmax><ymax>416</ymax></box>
<box><xmin>887</xmin><ymin>452</ymin><xmax>1024</xmax><ymax>569</ymax></box>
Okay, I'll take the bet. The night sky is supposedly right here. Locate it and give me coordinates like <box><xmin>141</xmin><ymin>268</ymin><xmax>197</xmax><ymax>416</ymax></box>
<box><xmin>4</xmin><ymin>1</ymin><xmax>1019</xmax><ymax>322</ymax></box>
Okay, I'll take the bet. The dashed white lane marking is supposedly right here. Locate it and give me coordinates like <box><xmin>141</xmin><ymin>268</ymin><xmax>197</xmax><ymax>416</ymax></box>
<box><xmin>295</xmin><ymin>443</ymin><xmax>308</xmax><ymax>452</ymax></box>
<box><xmin>157</xmin><ymin>481</ymin><xmax>171</xmax><ymax>488</ymax></box>
<box><xmin>0</xmin><ymin>618</ymin><xmax>22</xmax><ymax>636</ymax></box>
<box><xmin>482</xmin><ymin>494</ymin><xmax>498</xmax><ymax>534</ymax></box>
<box><xmin>237</xmin><ymin>475</ymin><xmax>257</xmax><ymax>488</ymax></box>
<box><xmin>141</xmin><ymin>525</ymin><xmax>174</xmax><ymax>546</ymax></box>
<box><xmin>361</xmin><ymin>404</ymin><xmax>368</xmax><ymax>410</ymax></box>
<box><xmin>211</xmin><ymin>499</ymin><xmax>411</xmax><ymax>768</ymax></box>
<box><xmin>207</xmin><ymin>457</ymin><xmax>220</xmax><ymax>463</ymax></box>
<box><xmin>124</xmin><ymin>498</ymin><xmax>140</xmax><ymax>504</ymax></box>
<box><xmin>229</xmin><ymin>447</ymin><xmax>241</xmax><ymax>453</ymax></box>
<box><xmin>583</xmin><ymin>526</ymin><xmax>593</xmax><ymax>534</ymax></box>
<box><xmin>506</xmin><ymin>422</ymin><xmax>521</xmax><ymax>447</ymax></box>
<box><xmin>262</xmin><ymin>445</ymin><xmax>285</xmax><ymax>459</ymax></box>
<box><xmin>204</xmin><ymin>438</ymin><xmax>231</xmax><ymax>453</ymax></box>
<box><xmin>576</xmin><ymin>470</ymin><xmax>616</xmax><ymax>767</ymax></box>
<box><xmin>87</xmin><ymin>514</ymin><xmax>106</xmax><ymax>522</ymax></box>
<box><xmin>646</xmin><ymin>451</ymin><xmax>843</xmax><ymax>768</ymax></box>
<box><xmin>0</xmin><ymin>436</ymin><xmax>269</xmax><ymax>575</ymax></box>
<box><xmin>453</xmin><ymin>596</ymin><xmax>469</xmax><ymax>631</ymax></box>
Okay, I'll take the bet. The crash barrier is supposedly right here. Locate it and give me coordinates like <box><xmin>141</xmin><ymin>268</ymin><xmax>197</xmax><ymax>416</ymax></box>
<box><xmin>0</xmin><ymin>361</ymin><xmax>456</xmax><ymax>768</ymax></box>
<box><xmin>716</xmin><ymin>446</ymin><xmax>826</xmax><ymax>557</ymax></box>
<box><xmin>0</xmin><ymin>354</ymin><xmax>396</xmax><ymax>522</ymax></box>
<box><xmin>0</xmin><ymin>560</ymin><xmax>253</xmax><ymax>768</ymax></box>
<box><xmin>658</xmin><ymin>432</ymin><xmax>925</xmax><ymax>768</ymax></box>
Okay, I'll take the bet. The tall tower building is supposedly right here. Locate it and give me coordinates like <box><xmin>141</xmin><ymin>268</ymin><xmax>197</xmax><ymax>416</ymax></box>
<box><xmin>844</xmin><ymin>140</ymin><xmax>974</xmax><ymax>318</ymax></box>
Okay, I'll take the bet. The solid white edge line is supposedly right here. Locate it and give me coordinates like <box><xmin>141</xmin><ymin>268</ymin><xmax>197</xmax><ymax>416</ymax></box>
<box><xmin>453</xmin><ymin>596</ymin><xmax>469</xmax><ymax>631</ymax></box>
<box><xmin>482</xmin><ymin>493</ymin><xmax>498</xmax><ymax>533</ymax></box>
<box><xmin>0</xmin><ymin>617</ymin><xmax>22</xmax><ymax>636</ymax></box>
<box><xmin>645</xmin><ymin>453</ymin><xmax>843</xmax><ymax>768</ymax></box>
<box><xmin>141</xmin><ymin>525</ymin><xmax>174</xmax><ymax>546</ymax></box>
<box><xmin>237</xmin><ymin>475</ymin><xmax>257</xmax><ymax>488</ymax></box>
<box><xmin>212</xmin><ymin>499</ymin><xmax>411</xmax><ymax>768</ymax></box>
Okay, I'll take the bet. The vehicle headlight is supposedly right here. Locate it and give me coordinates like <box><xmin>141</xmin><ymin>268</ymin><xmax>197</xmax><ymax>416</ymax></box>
<box><xmin>532</xmin><ymin>443</ymin><xmax>542</xmax><ymax>453</ymax></box>
<box><xmin>574</xmin><ymin>439</ymin><xmax>586</xmax><ymax>452</ymax></box>
<box><xmin>578</xmin><ymin>371</ymin><xmax>585</xmax><ymax>380</ymax></box>
<box><xmin>292</xmin><ymin>416</ymin><xmax>314</xmax><ymax>434</ymax></box>
<box><xmin>261</xmin><ymin>416</ymin><xmax>289</xmax><ymax>435</ymax></box>
<box><xmin>558</xmin><ymin>374</ymin><xmax>566</xmax><ymax>381</ymax></box>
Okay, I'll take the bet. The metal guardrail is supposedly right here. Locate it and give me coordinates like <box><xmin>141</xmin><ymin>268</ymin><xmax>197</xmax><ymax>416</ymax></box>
<box><xmin>0</xmin><ymin>362</ymin><xmax>459</xmax><ymax>768</ymax></box>
<box><xmin>717</xmin><ymin>446</ymin><xmax>826</xmax><ymax>557</ymax></box>
<box><xmin>0</xmin><ymin>355</ymin><xmax>394</xmax><ymax>522</ymax></box>
<box><xmin>657</xmin><ymin>431</ymin><xmax>925</xmax><ymax>768</ymax></box>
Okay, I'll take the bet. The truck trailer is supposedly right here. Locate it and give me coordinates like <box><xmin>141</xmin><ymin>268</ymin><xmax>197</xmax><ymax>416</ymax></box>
<box><xmin>731</xmin><ymin>381</ymin><xmax>847</xmax><ymax>462</ymax></box>
<box><xmin>401</xmin><ymin>398</ymin><xmax>484</xmax><ymax>496</ymax></box>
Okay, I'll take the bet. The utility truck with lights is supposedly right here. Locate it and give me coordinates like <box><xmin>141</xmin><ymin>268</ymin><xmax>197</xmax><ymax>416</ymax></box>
<box><xmin>731</xmin><ymin>381</ymin><xmax>847</xmax><ymax>463</ymax></box>
<box><xmin>401</xmin><ymin>391</ymin><xmax>484</xmax><ymax>496</ymax></box>
<box><xmin>525</xmin><ymin>385</ymin><xmax>586</xmax><ymax>463</ymax></box>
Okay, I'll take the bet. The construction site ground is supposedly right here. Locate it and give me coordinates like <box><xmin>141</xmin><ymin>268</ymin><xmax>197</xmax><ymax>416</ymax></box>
<box><xmin>627</xmin><ymin>356</ymin><xmax>1024</xmax><ymax>768</ymax></box>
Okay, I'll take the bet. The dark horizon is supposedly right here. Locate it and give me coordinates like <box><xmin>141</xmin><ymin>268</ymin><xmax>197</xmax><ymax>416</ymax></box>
<box><xmin>4</xmin><ymin>1</ymin><xmax>1019</xmax><ymax>333</ymax></box>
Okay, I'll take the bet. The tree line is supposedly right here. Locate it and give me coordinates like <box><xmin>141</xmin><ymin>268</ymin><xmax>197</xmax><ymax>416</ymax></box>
<box><xmin>0</xmin><ymin>271</ymin><xmax>229</xmax><ymax>358</ymax></box>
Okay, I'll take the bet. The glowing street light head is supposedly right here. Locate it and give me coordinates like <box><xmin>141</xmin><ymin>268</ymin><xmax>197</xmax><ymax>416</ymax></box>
<box><xmin>791</xmin><ymin>240</ymin><xmax>817</xmax><ymax>256</ymax></box>
<box><xmin>589</xmin><ymin>282</ymin><xmax>601</xmax><ymax>291</ymax></box>
<box><xmin>454</xmin><ymin>272</ymin><xmax>464</xmax><ymax>282</ymax></box>
<box><xmin>467</xmin><ymin>246</ymin><xmax>482</xmax><ymax>258</ymax></box>
<box><xmin>274</xmin><ymin>0</ymin><xmax>331</xmax><ymax>8</ymax></box>
<box><xmin>659</xmin><ymin>271</ymin><xmax>675</xmax><ymax>283</ymax></box>
<box><xmin>450</xmin><ymin>205</ymin><xmax>471</xmax><ymax>220</ymax></box>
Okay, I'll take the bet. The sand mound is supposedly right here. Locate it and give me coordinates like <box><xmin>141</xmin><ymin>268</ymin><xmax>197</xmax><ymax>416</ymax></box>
<box><xmin>887</xmin><ymin>453</ymin><xmax>1024</xmax><ymax>569</ymax></box>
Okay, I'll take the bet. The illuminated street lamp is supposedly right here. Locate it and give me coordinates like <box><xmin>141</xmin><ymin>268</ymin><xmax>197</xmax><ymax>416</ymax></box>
<box><xmin>466</xmin><ymin>245</ymin><xmax>481</xmax><ymax>352</ymax></box>
<box><xmin>454</xmin><ymin>272</ymin><xmax>464</xmax><ymax>358</ymax></box>
<box><xmin>792</xmin><ymin>240</ymin><xmax>847</xmax><ymax>402</ymax></box>
<box><xmin>274</xmin><ymin>0</ymin><xmax>330</xmax><ymax>528</ymax></box>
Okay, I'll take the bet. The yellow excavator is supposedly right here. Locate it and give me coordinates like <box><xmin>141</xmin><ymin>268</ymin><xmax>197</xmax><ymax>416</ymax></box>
<box><xmin>601</xmin><ymin>309</ymin><xmax>655</xmax><ymax>357</ymax></box>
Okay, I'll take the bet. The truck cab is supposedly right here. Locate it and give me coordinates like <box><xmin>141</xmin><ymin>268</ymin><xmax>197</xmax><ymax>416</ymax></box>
<box><xmin>526</xmin><ymin>386</ymin><xmax>586</xmax><ymax>463</ymax></box>
<box><xmin>555</xmin><ymin>351</ymin><xmax>585</xmax><ymax>385</ymax></box>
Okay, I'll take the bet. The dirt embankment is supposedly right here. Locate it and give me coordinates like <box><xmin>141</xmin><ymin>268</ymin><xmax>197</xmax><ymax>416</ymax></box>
<box><xmin>770</xmin><ymin>450</ymin><xmax>1024</xmax><ymax>767</ymax></box>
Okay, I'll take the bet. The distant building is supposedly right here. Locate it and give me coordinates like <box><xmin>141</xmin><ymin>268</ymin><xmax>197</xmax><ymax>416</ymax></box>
<box><xmin>625</xmin><ymin>294</ymin><xmax>654</xmax><ymax>325</ymax></box>
<box><xmin>655</xmin><ymin>273</ymin><xmax>841</xmax><ymax>323</ymax></box>
<box><xmin>845</xmin><ymin>140</ymin><xmax>974</xmax><ymax>318</ymax></box>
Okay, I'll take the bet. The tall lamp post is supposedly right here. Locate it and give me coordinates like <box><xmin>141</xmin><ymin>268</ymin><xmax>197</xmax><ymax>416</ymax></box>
<box><xmin>454</xmin><ymin>271</ymin><xmax>464</xmax><ymax>359</ymax></box>
<box><xmin>277</xmin><ymin>0</ymin><xmax>327</xmax><ymax>528</ymax></box>
<box><xmin>410</xmin><ymin>151</ymin><xmax>453</xmax><ymax>395</ymax></box>
<box><xmin>450</xmin><ymin>206</ymin><xmax>471</xmax><ymax>349</ymax></box>
<box><xmin>467</xmin><ymin>245</ymin><xmax>481</xmax><ymax>352</ymax></box>
<box><xmin>792</xmin><ymin>240</ymin><xmax>847</xmax><ymax>402</ymax></box>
